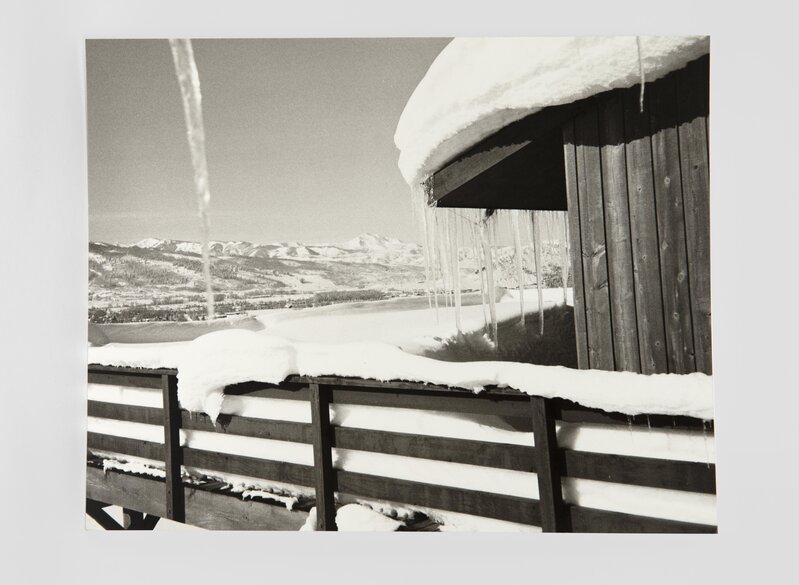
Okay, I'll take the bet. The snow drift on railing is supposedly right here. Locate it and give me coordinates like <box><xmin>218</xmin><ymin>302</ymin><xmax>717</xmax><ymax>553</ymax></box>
<box><xmin>89</xmin><ymin>329</ymin><xmax>714</xmax><ymax>422</ymax></box>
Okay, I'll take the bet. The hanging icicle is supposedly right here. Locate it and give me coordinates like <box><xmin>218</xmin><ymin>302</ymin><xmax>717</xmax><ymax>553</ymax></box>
<box><xmin>413</xmin><ymin>184</ymin><xmax>433</xmax><ymax>311</ymax></box>
<box><xmin>449</xmin><ymin>210</ymin><xmax>463</xmax><ymax>333</ymax></box>
<box><xmin>636</xmin><ymin>36</ymin><xmax>646</xmax><ymax>113</ymax></box>
<box><xmin>169</xmin><ymin>38</ymin><xmax>215</xmax><ymax>320</ymax></box>
<box><xmin>532</xmin><ymin>211</ymin><xmax>544</xmax><ymax>336</ymax></box>
<box><xmin>480</xmin><ymin>215</ymin><xmax>499</xmax><ymax>343</ymax></box>
<box><xmin>472</xmin><ymin>220</ymin><xmax>489</xmax><ymax>332</ymax></box>
<box><xmin>425</xmin><ymin>204</ymin><xmax>440</xmax><ymax>322</ymax></box>
<box><xmin>512</xmin><ymin>211</ymin><xmax>526</xmax><ymax>326</ymax></box>
<box><xmin>561</xmin><ymin>211</ymin><xmax>570</xmax><ymax>305</ymax></box>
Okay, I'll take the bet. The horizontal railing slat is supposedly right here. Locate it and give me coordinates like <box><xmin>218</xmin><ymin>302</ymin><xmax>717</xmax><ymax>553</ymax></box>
<box><xmin>89</xmin><ymin>364</ymin><xmax>177</xmax><ymax>376</ymax></box>
<box><xmin>88</xmin><ymin>371</ymin><xmax>163</xmax><ymax>389</ymax></box>
<box><xmin>336</xmin><ymin>470</ymin><xmax>540</xmax><ymax>526</ymax></box>
<box><xmin>562</xmin><ymin>450</ymin><xmax>716</xmax><ymax>494</ymax></box>
<box><xmin>330</xmin><ymin>387</ymin><xmax>531</xmax><ymax>417</ymax></box>
<box><xmin>181</xmin><ymin>447</ymin><xmax>316</xmax><ymax>487</ymax></box>
<box><xmin>333</xmin><ymin>427</ymin><xmax>536</xmax><ymax>472</ymax></box>
<box><xmin>180</xmin><ymin>411</ymin><xmax>314</xmax><ymax>443</ymax></box>
<box><xmin>568</xmin><ymin>505</ymin><xmax>717</xmax><ymax>533</ymax></box>
<box><xmin>555</xmin><ymin>399</ymin><xmax>712</xmax><ymax>431</ymax></box>
<box><xmin>87</xmin><ymin>432</ymin><xmax>165</xmax><ymax>461</ymax></box>
<box><xmin>291</xmin><ymin>375</ymin><xmax>526</xmax><ymax>396</ymax></box>
<box><xmin>222</xmin><ymin>381</ymin><xmax>310</xmax><ymax>400</ymax></box>
<box><xmin>88</xmin><ymin>401</ymin><xmax>163</xmax><ymax>425</ymax></box>
<box><xmin>86</xmin><ymin>465</ymin><xmax>308</xmax><ymax>530</ymax></box>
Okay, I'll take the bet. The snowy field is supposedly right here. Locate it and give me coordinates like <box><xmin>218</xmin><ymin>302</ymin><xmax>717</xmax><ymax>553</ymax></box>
<box><xmin>89</xmin><ymin>287</ymin><xmax>568</xmax><ymax>362</ymax></box>
<box><xmin>252</xmin><ymin>287</ymin><xmax>571</xmax><ymax>353</ymax></box>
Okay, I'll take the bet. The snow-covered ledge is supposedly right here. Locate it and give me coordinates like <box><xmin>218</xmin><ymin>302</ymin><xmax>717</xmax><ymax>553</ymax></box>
<box><xmin>88</xmin><ymin>329</ymin><xmax>714</xmax><ymax>422</ymax></box>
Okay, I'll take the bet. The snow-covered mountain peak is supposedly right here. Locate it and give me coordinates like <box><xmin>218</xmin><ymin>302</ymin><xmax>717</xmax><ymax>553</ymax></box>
<box><xmin>342</xmin><ymin>233</ymin><xmax>414</xmax><ymax>251</ymax></box>
<box><xmin>133</xmin><ymin>237</ymin><xmax>169</xmax><ymax>249</ymax></box>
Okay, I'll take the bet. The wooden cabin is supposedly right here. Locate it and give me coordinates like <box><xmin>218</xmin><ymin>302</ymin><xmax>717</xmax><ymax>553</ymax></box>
<box><xmin>415</xmin><ymin>42</ymin><xmax>711</xmax><ymax>377</ymax></box>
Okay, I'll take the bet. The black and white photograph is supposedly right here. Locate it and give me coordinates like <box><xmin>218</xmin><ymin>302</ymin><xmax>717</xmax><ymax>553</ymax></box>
<box><xmin>5</xmin><ymin>0</ymin><xmax>799</xmax><ymax>581</ymax></box>
<box><xmin>85</xmin><ymin>36</ymin><xmax>716</xmax><ymax>533</ymax></box>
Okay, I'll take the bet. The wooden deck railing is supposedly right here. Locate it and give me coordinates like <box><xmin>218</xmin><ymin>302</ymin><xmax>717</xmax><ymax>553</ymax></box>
<box><xmin>86</xmin><ymin>364</ymin><xmax>716</xmax><ymax>532</ymax></box>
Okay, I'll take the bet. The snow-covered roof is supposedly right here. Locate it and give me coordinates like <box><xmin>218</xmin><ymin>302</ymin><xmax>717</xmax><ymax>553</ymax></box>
<box><xmin>395</xmin><ymin>36</ymin><xmax>710</xmax><ymax>186</ymax></box>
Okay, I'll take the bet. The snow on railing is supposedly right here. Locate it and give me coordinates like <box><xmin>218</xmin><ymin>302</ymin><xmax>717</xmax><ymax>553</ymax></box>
<box><xmin>88</xmin><ymin>329</ymin><xmax>714</xmax><ymax>423</ymax></box>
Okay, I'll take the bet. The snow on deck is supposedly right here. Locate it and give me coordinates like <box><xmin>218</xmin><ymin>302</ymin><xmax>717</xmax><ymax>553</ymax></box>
<box><xmin>395</xmin><ymin>36</ymin><xmax>710</xmax><ymax>186</ymax></box>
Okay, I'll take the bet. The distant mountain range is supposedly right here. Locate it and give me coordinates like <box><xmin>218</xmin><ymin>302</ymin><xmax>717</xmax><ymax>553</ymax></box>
<box><xmin>88</xmin><ymin>234</ymin><xmax>429</xmax><ymax>312</ymax></box>
<box><xmin>124</xmin><ymin>232</ymin><xmax>424</xmax><ymax>266</ymax></box>
<box><xmin>88</xmin><ymin>232</ymin><xmax>568</xmax><ymax>318</ymax></box>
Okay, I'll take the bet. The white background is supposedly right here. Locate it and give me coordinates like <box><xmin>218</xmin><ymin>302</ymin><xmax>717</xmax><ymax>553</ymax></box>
<box><xmin>2</xmin><ymin>0</ymin><xmax>797</xmax><ymax>582</ymax></box>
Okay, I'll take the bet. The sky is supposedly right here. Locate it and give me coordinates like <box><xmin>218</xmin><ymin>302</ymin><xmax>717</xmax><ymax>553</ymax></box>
<box><xmin>87</xmin><ymin>38</ymin><xmax>450</xmax><ymax>245</ymax></box>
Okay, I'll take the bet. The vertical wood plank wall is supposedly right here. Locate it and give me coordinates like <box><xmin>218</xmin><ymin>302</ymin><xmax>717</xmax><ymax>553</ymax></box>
<box><xmin>562</xmin><ymin>56</ymin><xmax>711</xmax><ymax>375</ymax></box>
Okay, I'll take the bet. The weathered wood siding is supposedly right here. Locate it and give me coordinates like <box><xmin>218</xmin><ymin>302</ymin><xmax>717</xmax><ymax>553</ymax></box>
<box><xmin>563</xmin><ymin>56</ymin><xmax>711</xmax><ymax>374</ymax></box>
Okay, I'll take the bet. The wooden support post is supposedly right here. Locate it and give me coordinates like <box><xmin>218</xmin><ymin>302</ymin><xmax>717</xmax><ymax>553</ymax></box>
<box><xmin>122</xmin><ymin>508</ymin><xmax>143</xmax><ymax>529</ymax></box>
<box><xmin>309</xmin><ymin>382</ymin><xmax>337</xmax><ymax>531</ymax></box>
<box><xmin>136</xmin><ymin>514</ymin><xmax>161</xmax><ymax>531</ymax></box>
<box><xmin>161</xmin><ymin>374</ymin><xmax>185</xmax><ymax>523</ymax></box>
<box><xmin>85</xmin><ymin>499</ymin><xmax>123</xmax><ymax>530</ymax></box>
<box><xmin>531</xmin><ymin>396</ymin><xmax>570</xmax><ymax>532</ymax></box>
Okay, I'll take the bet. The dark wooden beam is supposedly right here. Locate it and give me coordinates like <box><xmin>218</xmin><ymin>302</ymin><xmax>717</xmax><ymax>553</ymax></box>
<box><xmin>85</xmin><ymin>499</ymin><xmax>123</xmax><ymax>530</ymax></box>
<box><xmin>86</xmin><ymin>466</ymin><xmax>308</xmax><ymax>530</ymax></box>
<box><xmin>333</xmin><ymin>427</ymin><xmax>535</xmax><ymax>472</ymax></box>
<box><xmin>122</xmin><ymin>508</ymin><xmax>143</xmax><ymax>529</ymax></box>
<box><xmin>309</xmin><ymin>383</ymin><xmax>337</xmax><ymax>531</ymax></box>
<box><xmin>88</xmin><ymin>371</ymin><xmax>162</xmax><ymax>389</ymax></box>
<box><xmin>531</xmin><ymin>396</ymin><xmax>569</xmax><ymax>532</ymax></box>
<box><xmin>88</xmin><ymin>401</ymin><xmax>164</xmax><ymax>425</ymax></box>
<box><xmin>569</xmin><ymin>505</ymin><xmax>716</xmax><ymax>533</ymax></box>
<box><xmin>180</xmin><ymin>411</ymin><xmax>314</xmax><ymax>443</ymax></box>
<box><xmin>87</xmin><ymin>432</ymin><xmax>165</xmax><ymax>461</ymax></box>
<box><xmin>181</xmin><ymin>448</ymin><xmax>315</xmax><ymax>487</ymax></box>
<box><xmin>161</xmin><ymin>374</ymin><xmax>184</xmax><ymax>523</ymax></box>
<box><xmin>336</xmin><ymin>470</ymin><xmax>540</xmax><ymax>526</ymax></box>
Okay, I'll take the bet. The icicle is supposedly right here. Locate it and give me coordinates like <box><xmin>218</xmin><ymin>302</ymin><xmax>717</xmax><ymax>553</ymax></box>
<box><xmin>437</xmin><ymin>212</ymin><xmax>452</xmax><ymax>309</ymax></box>
<box><xmin>415</xmin><ymin>185</ymin><xmax>433</xmax><ymax>310</ymax></box>
<box><xmin>426</xmin><ymin>205</ymin><xmax>440</xmax><ymax>322</ymax></box>
<box><xmin>480</xmin><ymin>217</ymin><xmax>498</xmax><ymax>343</ymax></box>
<box><xmin>169</xmin><ymin>38</ymin><xmax>215</xmax><ymax>320</ymax></box>
<box><xmin>472</xmin><ymin>220</ymin><xmax>489</xmax><ymax>332</ymax></box>
<box><xmin>532</xmin><ymin>211</ymin><xmax>544</xmax><ymax>336</ymax></box>
<box><xmin>561</xmin><ymin>211</ymin><xmax>570</xmax><ymax>305</ymax></box>
<box><xmin>449</xmin><ymin>210</ymin><xmax>463</xmax><ymax>333</ymax></box>
<box><xmin>636</xmin><ymin>36</ymin><xmax>646</xmax><ymax>113</ymax></box>
<box><xmin>512</xmin><ymin>211</ymin><xmax>525</xmax><ymax>326</ymax></box>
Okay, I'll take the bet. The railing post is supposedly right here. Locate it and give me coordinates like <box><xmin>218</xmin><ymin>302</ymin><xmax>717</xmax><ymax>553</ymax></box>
<box><xmin>309</xmin><ymin>382</ymin><xmax>337</xmax><ymax>530</ymax></box>
<box><xmin>161</xmin><ymin>373</ymin><xmax>185</xmax><ymax>522</ymax></box>
<box><xmin>531</xmin><ymin>396</ymin><xmax>569</xmax><ymax>532</ymax></box>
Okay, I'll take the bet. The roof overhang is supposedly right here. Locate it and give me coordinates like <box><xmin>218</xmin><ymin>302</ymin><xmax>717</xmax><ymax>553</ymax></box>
<box><xmin>425</xmin><ymin>100</ymin><xmax>588</xmax><ymax>210</ymax></box>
